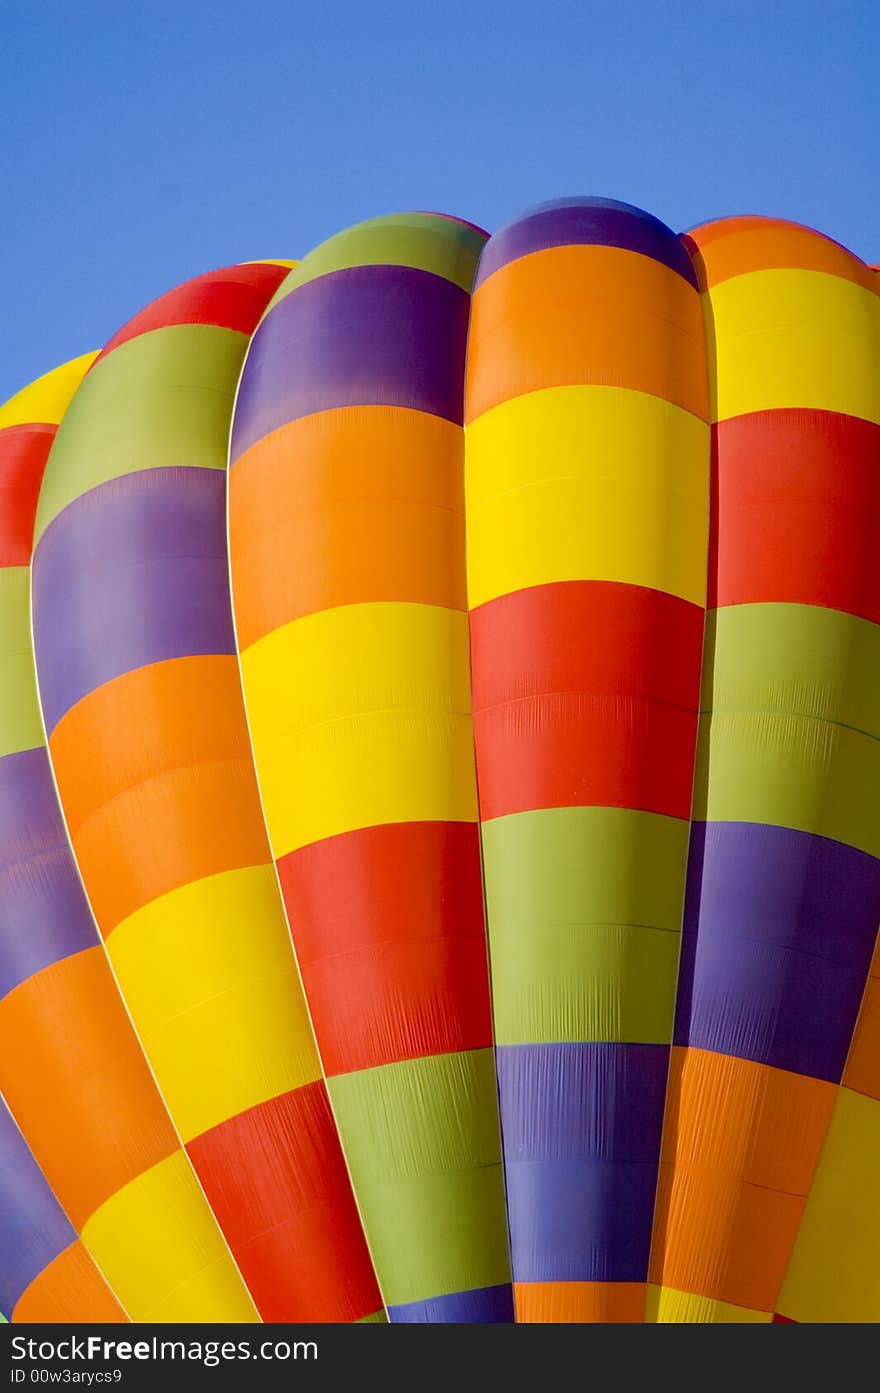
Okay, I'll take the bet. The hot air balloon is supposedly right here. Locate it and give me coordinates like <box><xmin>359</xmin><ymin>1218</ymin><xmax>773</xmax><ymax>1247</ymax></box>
<box><xmin>0</xmin><ymin>359</ymin><xmax>258</xmax><ymax>1323</ymax></box>
<box><xmin>0</xmin><ymin>200</ymin><xmax>877</xmax><ymax>1327</ymax></box>
<box><xmin>30</xmin><ymin>267</ymin><xmax>384</xmax><ymax>1323</ymax></box>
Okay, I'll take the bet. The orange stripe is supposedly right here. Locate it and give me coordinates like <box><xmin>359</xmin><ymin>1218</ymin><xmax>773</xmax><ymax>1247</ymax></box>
<box><xmin>465</xmin><ymin>243</ymin><xmax>707</xmax><ymax>423</ymax></box>
<box><xmin>49</xmin><ymin>656</ymin><xmax>272</xmax><ymax>933</ymax></box>
<box><xmin>514</xmin><ymin>1281</ymin><xmax>645</xmax><ymax>1323</ymax></box>
<box><xmin>230</xmin><ymin>406</ymin><xmax>466</xmax><ymax>649</ymax></box>
<box><xmin>684</xmin><ymin>216</ymin><xmax>879</xmax><ymax>293</ymax></box>
<box><xmin>844</xmin><ymin>935</ymin><xmax>880</xmax><ymax>1101</ymax></box>
<box><xmin>13</xmin><ymin>1241</ymin><xmax>127</xmax><ymax>1323</ymax></box>
<box><xmin>649</xmin><ymin>1047</ymin><xmax>835</xmax><ymax>1312</ymax></box>
<box><xmin>0</xmin><ymin>948</ymin><xmax>177</xmax><ymax>1227</ymax></box>
<box><xmin>50</xmin><ymin>655</ymin><xmax>256</xmax><ymax>834</ymax></box>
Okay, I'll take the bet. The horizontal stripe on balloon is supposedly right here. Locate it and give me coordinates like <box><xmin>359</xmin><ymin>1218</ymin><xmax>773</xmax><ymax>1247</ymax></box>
<box><xmin>12</xmin><ymin>1240</ymin><xmax>127</xmax><ymax>1323</ymax></box>
<box><xmin>241</xmin><ymin>602</ymin><xmax>477</xmax><ymax>856</ymax></box>
<box><xmin>0</xmin><ymin>1102</ymin><xmax>77</xmax><ymax>1315</ymax></box>
<box><xmin>514</xmin><ymin>1282</ymin><xmax>646</xmax><ymax>1323</ymax></box>
<box><xmin>33</xmin><ymin>469</ymin><xmax>235</xmax><ymax>733</ymax></box>
<box><xmin>775</xmin><ymin>1088</ymin><xmax>880</xmax><ymax>1322</ymax></box>
<box><xmin>475</xmin><ymin>197</ymin><xmax>698</xmax><ymax>289</ymax></box>
<box><xmin>277</xmin><ymin>821</ymin><xmax>492</xmax><ymax>1075</ymax></box>
<box><xmin>0</xmin><ymin>424</ymin><xmax>54</xmax><ymax>565</ymax></box>
<box><xmin>231</xmin><ymin>267</ymin><xmax>470</xmax><ymax>462</ymax></box>
<box><xmin>49</xmin><ymin>654</ymin><xmax>257</xmax><ymax>836</ymax></box>
<box><xmin>465</xmin><ymin>386</ymin><xmax>709</xmax><ymax>609</ymax></box>
<box><xmin>108</xmin><ymin>867</ymin><xmax>321</xmax><ymax>1140</ymax></box>
<box><xmin>186</xmin><ymin>1083</ymin><xmax>383</xmax><ymax>1323</ymax></box>
<box><xmin>649</xmin><ymin>1047</ymin><xmax>835</xmax><ymax>1312</ymax></box>
<box><xmin>0</xmin><ymin>748</ymin><xmax>97</xmax><ymax>998</ymax></box>
<box><xmin>497</xmin><ymin>1043</ymin><xmax>669</xmax><ymax>1283</ymax></box>
<box><xmin>33</xmin><ymin>327</ymin><xmax>245</xmax><ymax>544</ymax></box>
<box><xmin>704</xmin><ymin>605</ymin><xmax>880</xmax><ymax>739</ymax></box>
<box><xmin>230</xmin><ymin>406</ymin><xmax>467</xmax><ymax>647</ymax></box>
<box><xmin>706</xmin><ymin>269</ymin><xmax>880</xmax><ymax>425</ymax></box>
<box><xmin>327</xmin><ymin>1050</ymin><xmax>509</xmax><ymax>1310</ymax></box>
<box><xmin>481</xmin><ymin>806</ymin><xmax>688</xmax><ymax>1046</ymax></box>
<box><xmin>709</xmin><ymin>409</ymin><xmax>880</xmax><ymax>619</ymax></box>
<box><xmin>388</xmin><ymin>1285</ymin><xmax>514</xmax><ymax>1324</ymax></box>
<box><xmin>0</xmin><ymin>355</ymin><xmax>97</xmax><ymax>434</ymax></box>
<box><xmin>465</xmin><ymin>244</ymin><xmax>708</xmax><ymax>424</ymax></box>
<box><xmin>262</xmin><ymin>213</ymin><xmax>486</xmax><ymax>311</ymax></box>
<box><xmin>0</xmin><ymin>947</ymin><xmax>178</xmax><ymax>1228</ymax></box>
<box><xmin>676</xmin><ymin>822</ymin><xmax>880</xmax><ymax>1080</ymax></box>
<box><xmin>845</xmin><ymin>937</ymin><xmax>880</xmax><ymax>1101</ymax></box>
<box><xmin>470</xmin><ymin>581</ymin><xmax>703</xmax><ymax>822</ymax></box>
<box><xmin>645</xmin><ymin>1286</ymin><xmax>771</xmax><ymax>1323</ymax></box>
<box><xmin>693</xmin><ymin>711</ymin><xmax>880</xmax><ymax>860</ymax></box>
<box><xmin>684</xmin><ymin>216</ymin><xmax>880</xmax><ymax>294</ymax></box>
<box><xmin>97</xmin><ymin>263</ymin><xmax>288</xmax><ymax>359</ymax></box>
<box><xmin>0</xmin><ymin>569</ymin><xmax>43</xmax><ymax>758</ymax></box>
<box><xmin>80</xmin><ymin>1150</ymin><xmax>259</xmax><ymax>1323</ymax></box>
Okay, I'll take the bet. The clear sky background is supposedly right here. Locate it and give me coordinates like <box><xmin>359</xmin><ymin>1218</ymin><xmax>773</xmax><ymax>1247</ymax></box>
<box><xmin>2</xmin><ymin>0</ymin><xmax>876</xmax><ymax>401</ymax></box>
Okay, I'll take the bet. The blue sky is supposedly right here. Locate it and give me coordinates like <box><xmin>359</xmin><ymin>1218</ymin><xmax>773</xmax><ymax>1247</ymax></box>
<box><xmin>2</xmin><ymin>0</ymin><xmax>876</xmax><ymax>401</ymax></box>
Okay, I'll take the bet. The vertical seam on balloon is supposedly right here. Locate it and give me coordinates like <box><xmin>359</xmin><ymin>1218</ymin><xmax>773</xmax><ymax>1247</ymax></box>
<box><xmin>28</xmin><ymin>380</ymin><xmax>262</xmax><ymax>1326</ymax></box>
<box><xmin>224</xmin><ymin>262</ymin><xmax>389</xmax><ymax>1323</ymax></box>
<box><xmin>461</xmin><ymin>242</ymin><xmax>523</xmax><ymax>1319</ymax></box>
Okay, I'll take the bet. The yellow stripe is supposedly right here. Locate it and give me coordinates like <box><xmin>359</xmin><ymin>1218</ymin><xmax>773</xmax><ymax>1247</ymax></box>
<box><xmin>241</xmin><ymin>602</ymin><xmax>477</xmax><ymax>856</ymax></box>
<box><xmin>107</xmin><ymin>867</ymin><xmax>321</xmax><ymax>1141</ymax></box>
<box><xmin>694</xmin><ymin>711</ymin><xmax>880</xmax><ymax>861</ymax></box>
<box><xmin>645</xmin><ymin>1284</ymin><xmax>771</xmax><ymax>1323</ymax></box>
<box><xmin>708</xmin><ymin>269</ymin><xmax>880</xmax><ymax>424</ymax></box>
<box><xmin>465</xmin><ymin>386</ymin><xmax>709</xmax><ymax>609</ymax></box>
<box><xmin>777</xmin><ymin>1088</ymin><xmax>880</xmax><ymax>1323</ymax></box>
<box><xmin>0</xmin><ymin>352</ymin><xmax>97</xmax><ymax>429</ymax></box>
<box><xmin>81</xmin><ymin>1150</ymin><xmax>258</xmax><ymax>1322</ymax></box>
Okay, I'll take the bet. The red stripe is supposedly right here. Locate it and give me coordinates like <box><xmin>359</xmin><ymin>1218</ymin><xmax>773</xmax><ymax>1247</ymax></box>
<box><xmin>278</xmin><ymin>821</ymin><xmax>493</xmax><ymax>1075</ymax></box>
<box><xmin>187</xmin><ymin>1083</ymin><xmax>381</xmax><ymax>1322</ymax></box>
<box><xmin>772</xmin><ymin>1313</ymin><xmax>798</xmax><ymax>1323</ymax></box>
<box><xmin>97</xmin><ymin>264</ymin><xmax>289</xmax><ymax>359</ymax></box>
<box><xmin>470</xmin><ymin>580</ymin><xmax>704</xmax><ymax>822</ymax></box>
<box><xmin>710</xmin><ymin>409</ymin><xmax>880</xmax><ymax>618</ymax></box>
<box><xmin>0</xmin><ymin>424</ymin><xmax>55</xmax><ymax>565</ymax></box>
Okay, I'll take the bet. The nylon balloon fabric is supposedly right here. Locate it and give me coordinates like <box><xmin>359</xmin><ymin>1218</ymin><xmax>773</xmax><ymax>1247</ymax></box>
<box><xmin>30</xmin><ymin>268</ymin><xmax>384</xmax><ymax>1324</ymax></box>
<box><xmin>229</xmin><ymin>214</ymin><xmax>514</xmax><ymax>1322</ymax></box>
<box><xmin>0</xmin><ymin>359</ymin><xmax>257</xmax><ymax>1323</ymax></box>
<box><xmin>464</xmin><ymin>197</ymin><xmax>710</xmax><ymax>1322</ymax></box>
<box><xmin>647</xmin><ymin>217</ymin><xmax>880</xmax><ymax>1322</ymax></box>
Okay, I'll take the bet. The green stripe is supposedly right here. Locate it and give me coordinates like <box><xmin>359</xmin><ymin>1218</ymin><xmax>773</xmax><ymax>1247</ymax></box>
<box><xmin>264</xmin><ymin>213</ymin><xmax>487</xmax><ymax>315</ymax></box>
<box><xmin>697</xmin><ymin>602</ymin><xmax>880</xmax><ymax>856</ymax></box>
<box><xmin>482</xmin><ymin>806</ymin><xmax>689</xmax><ymax>1045</ymax></box>
<box><xmin>328</xmin><ymin>1049</ymin><xmax>510</xmax><ymax>1308</ymax></box>
<box><xmin>356</xmin><ymin>1309</ymin><xmax>388</xmax><ymax>1323</ymax></box>
<box><xmin>34</xmin><ymin>326</ymin><xmax>247</xmax><ymax>542</ymax></box>
<box><xmin>704</xmin><ymin>603</ymin><xmax>880</xmax><ymax>740</ymax></box>
<box><xmin>0</xmin><ymin>567</ymin><xmax>43</xmax><ymax>756</ymax></box>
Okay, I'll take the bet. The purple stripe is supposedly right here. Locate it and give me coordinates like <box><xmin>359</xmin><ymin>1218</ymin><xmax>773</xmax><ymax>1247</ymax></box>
<box><xmin>231</xmin><ymin>265</ymin><xmax>470</xmax><ymax>463</ymax></box>
<box><xmin>675</xmin><ymin>821</ymin><xmax>880</xmax><ymax>1081</ymax></box>
<box><xmin>474</xmin><ymin>196</ymin><xmax>699</xmax><ymax>290</ymax></box>
<box><xmin>32</xmin><ymin>468</ymin><xmax>234</xmax><ymax>733</ymax></box>
<box><xmin>0</xmin><ymin>748</ymin><xmax>97</xmax><ymax>999</ymax></box>
<box><xmin>388</xmin><ymin>1284</ymin><xmax>514</xmax><ymax>1324</ymax></box>
<box><xmin>0</xmin><ymin>1102</ymin><xmax>76</xmax><ymax>1316</ymax></box>
<box><xmin>496</xmin><ymin>1043</ymin><xmax>668</xmax><ymax>1283</ymax></box>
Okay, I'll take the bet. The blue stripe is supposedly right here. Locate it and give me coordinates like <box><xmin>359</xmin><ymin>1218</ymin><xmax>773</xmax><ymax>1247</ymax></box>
<box><xmin>32</xmin><ymin>468</ymin><xmax>234</xmax><ymax>733</ymax></box>
<box><xmin>496</xmin><ymin>1042</ymin><xmax>668</xmax><ymax>1283</ymax></box>
<box><xmin>0</xmin><ymin>1102</ymin><xmax>76</xmax><ymax>1317</ymax></box>
<box><xmin>675</xmin><ymin>822</ymin><xmax>880</xmax><ymax>1080</ymax></box>
<box><xmin>474</xmin><ymin>196</ymin><xmax>698</xmax><ymax>289</ymax></box>
<box><xmin>388</xmin><ymin>1283</ymin><xmax>515</xmax><ymax>1324</ymax></box>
